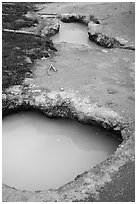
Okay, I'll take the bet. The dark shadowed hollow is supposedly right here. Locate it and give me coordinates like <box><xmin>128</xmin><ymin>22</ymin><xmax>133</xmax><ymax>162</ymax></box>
<box><xmin>2</xmin><ymin>111</ymin><xmax>121</xmax><ymax>191</ymax></box>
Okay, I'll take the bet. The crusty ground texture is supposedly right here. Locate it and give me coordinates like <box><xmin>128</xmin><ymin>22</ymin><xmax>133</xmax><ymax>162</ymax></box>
<box><xmin>2</xmin><ymin>2</ymin><xmax>135</xmax><ymax>202</ymax></box>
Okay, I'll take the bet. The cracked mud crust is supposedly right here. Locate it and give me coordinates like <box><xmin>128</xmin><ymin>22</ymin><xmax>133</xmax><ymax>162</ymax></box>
<box><xmin>2</xmin><ymin>2</ymin><xmax>135</xmax><ymax>202</ymax></box>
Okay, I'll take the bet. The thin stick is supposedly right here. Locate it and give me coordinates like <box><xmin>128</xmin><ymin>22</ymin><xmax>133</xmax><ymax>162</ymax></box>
<box><xmin>2</xmin><ymin>28</ymin><xmax>42</xmax><ymax>38</ymax></box>
<box><xmin>47</xmin><ymin>64</ymin><xmax>58</xmax><ymax>75</ymax></box>
<box><xmin>38</xmin><ymin>13</ymin><xmax>57</xmax><ymax>15</ymax></box>
<box><xmin>101</xmin><ymin>16</ymin><xmax>109</xmax><ymax>21</ymax></box>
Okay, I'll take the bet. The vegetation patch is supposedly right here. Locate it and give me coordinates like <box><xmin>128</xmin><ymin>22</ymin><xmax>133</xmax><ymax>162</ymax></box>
<box><xmin>2</xmin><ymin>3</ymin><xmax>58</xmax><ymax>90</ymax></box>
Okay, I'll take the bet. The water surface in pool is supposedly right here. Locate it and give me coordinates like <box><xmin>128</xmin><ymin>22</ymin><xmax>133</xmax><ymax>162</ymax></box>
<box><xmin>3</xmin><ymin>112</ymin><xmax>120</xmax><ymax>191</ymax></box>
<box><xmin>51</xmin><ymin>21</ymin><xmax>97</xmax><ymax>47</ymax></box>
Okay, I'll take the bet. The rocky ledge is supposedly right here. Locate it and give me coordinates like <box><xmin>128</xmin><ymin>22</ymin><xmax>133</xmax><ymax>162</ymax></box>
<box><xmin>88</xmin><ymin>22</ymin><xmax>135</xmax><ymax>50</ymax></box>
<box><xmin>57</xmin><ymin>13</ymin><xmax>135</xmax><ymax>50</ymax></box>
<box><xmin>58</xmin><ymin>13</ymin><xmax>100</xmax><ymax>25</ymax></box>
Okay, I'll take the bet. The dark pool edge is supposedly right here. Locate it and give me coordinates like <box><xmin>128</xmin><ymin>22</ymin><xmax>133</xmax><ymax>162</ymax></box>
<box><xmin>2</xmin><ymin>78</ymin><xmax>135</xmax><ymax>202</ymax></box>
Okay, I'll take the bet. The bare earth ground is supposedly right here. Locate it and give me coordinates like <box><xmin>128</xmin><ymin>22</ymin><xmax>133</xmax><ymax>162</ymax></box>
<box><xmin>34</xmin><ymin>43</ymin><xmax>135</xmax><ymax>120</ymax></box>
<box><xmin>34</xmin><ymin>2</ymin><xmax>135</xmax><ymax>124</ymax></box>
<box><xmin>2</xmin><ymin>2</ymin><xmax>135</xmax><ymax>202</ymax></box>
<box><xmin>33</xmin><ymin>2</ymin><xmax>135</xmax><ymax>201</ymax></box>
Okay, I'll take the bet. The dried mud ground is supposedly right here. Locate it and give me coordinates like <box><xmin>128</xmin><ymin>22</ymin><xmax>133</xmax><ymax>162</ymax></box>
<box><xmin>2</xmin><ymin>2</ymin><xmax>135</xmax><ymax>202</ymax></box>
<box><xmin>35</xmin><ymin>2</ymin><xmax>135</xmax><ymax>120</ymax></box>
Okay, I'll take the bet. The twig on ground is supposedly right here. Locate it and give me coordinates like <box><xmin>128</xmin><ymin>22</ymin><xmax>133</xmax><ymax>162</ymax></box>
<box><xmin>101</xmin><ymin>16</ymin><xmax>109</xmax><ymax>21</ymax></box>
<box><xmin>38</xmin><ymin>13</ymin><xmax>57</xmax><ymax>15</ymax></box>
<box><xmin>47</xmin><ymin>64</ymin><xmax>58</xmax><ymax>75</ymax></box>
<box><xmin>2</xmin><ymin>28</ymin><xmax>42</xmax><ymax>37</ymax></box>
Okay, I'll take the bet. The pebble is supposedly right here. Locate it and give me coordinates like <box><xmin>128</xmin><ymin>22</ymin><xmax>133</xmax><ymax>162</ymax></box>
<box><xmin>60</xmin><ymin>87</ymin><xmax>64</xmax><ymax>91</ymax></box>
<box><xmin>107</xmin><ymin>88</ymin><xmax>118</xmax><ymax>94</ymax></box>
<box><xmin>102</xmin><ymin>49</ymin><xmax>108</xmax><ymax>53</ymax></box>
<box><xmin>14</xmin><ymin>46</ymin><xmax>20</xmax><ymax>50</ymax></box>
<box><xmin>24</xmin><ymin>57</ymin><xmax>32</xmax><ymax>64</ymax></box>
<box><xmin>41</xmin><ymin>57</ymin><xmax>46</xmax><ymax>60</ymax></box>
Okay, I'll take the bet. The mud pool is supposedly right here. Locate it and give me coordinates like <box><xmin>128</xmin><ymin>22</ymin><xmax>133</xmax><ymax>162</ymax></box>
<box><xmin>2</xmin><ymin>111</ymin><xmax>121</xmax><ymax>191</ymax></box>
<box><xmin>51</xmin><ymin>21</ymin><xmax>96</xmax><ymax>47</ymax></box>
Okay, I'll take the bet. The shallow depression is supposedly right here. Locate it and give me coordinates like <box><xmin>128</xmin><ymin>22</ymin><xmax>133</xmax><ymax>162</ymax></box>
<box><xmin>3</xmin><ymin>112</ymin><xmax>120</xmax><ymax>191</ymax></box>
<box><xmin>51</xmin><ymin>21</ymin><xmax>97</xmax><ymax>47</ymax></box>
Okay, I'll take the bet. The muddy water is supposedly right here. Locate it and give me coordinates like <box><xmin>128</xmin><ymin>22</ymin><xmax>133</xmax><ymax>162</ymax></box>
<box><xmin>51</xmin><ymin>21</ymin><xmax>95</xmax><ymax>47</ymax></box>
<box><xmin>3</xmin><ymin>112</ymin><xmax>120</xmax><ymax>191</ymax></box>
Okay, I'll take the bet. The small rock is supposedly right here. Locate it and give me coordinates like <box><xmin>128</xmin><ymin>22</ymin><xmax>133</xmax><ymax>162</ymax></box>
<box><xmin>41</xmin><ymin>57</ymin><xmax>46</xmax><ymax>60</ymax></box>
<box><xmin>107</xmin><ymin>88</ymin><xmax>118</xmax><ymax>94</ymax></box>
<box><xmin>25</xmin><ymin>72</ymin><xmax>33</xmax><ymax>78</ymax></box>
<box><xmin>102</xmin><ymin>49</ymin><xmax>108</xmax><ymax>53</ymax></box>
<box><xmin>115</xmin><ymin>37</ymin><xmax>128</xmax><ymax>45</ymax></box>
<box><xmin>14</xmin><ymin>47</ymin><xmax>21</xmax><ymax>50</ymax></box>
<box><xmin>24</xmin><ymin>56</ymin><xmax>32</xmax><ymax>64</ymax></box>
<box><xmin>60</xmin><ymin>87</ymin><xmax>64</xmax><ymax>91</ymax></box>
